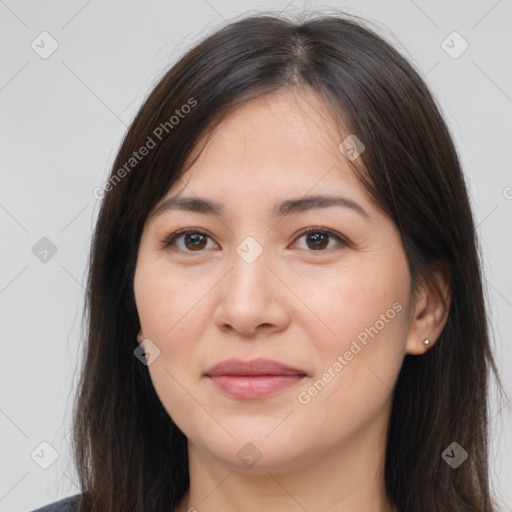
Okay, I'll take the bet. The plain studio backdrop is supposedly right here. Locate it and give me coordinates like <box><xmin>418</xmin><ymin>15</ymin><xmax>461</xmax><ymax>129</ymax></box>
<box><xmin>0</xmin><ymin>1</ymin><xmax>511</xmax><ymax>511</ymax></box>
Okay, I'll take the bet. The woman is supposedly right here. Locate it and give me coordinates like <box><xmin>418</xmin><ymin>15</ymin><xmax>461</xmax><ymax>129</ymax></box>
<box><xmin>32</xmin><ymin>10</ymin><xmax>504</xmax><ymax>512</ymax></box>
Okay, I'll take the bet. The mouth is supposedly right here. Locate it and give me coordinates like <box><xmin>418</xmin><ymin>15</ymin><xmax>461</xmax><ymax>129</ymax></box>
<box><xmin>204</xmin><ymin>358</ymin><xmax>308</xmax><ymax>399</ymax></box>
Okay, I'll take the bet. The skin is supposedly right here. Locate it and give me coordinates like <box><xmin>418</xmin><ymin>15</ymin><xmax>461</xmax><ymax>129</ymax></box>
<box><xmin>133</xmin><ymin>89</ymin><xmax>450</xmax><ymax>512</ymax></box>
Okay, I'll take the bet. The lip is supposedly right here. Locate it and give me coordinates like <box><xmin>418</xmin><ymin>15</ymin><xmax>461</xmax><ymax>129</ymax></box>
<box><xmin>205</xmin><ymin>358</ymin><xmax>307</xmax><ymax>399</ymax></box>
<box><xmin>205</xmin><ymin>358</ymin><xmax>307</xmax><ymax>377</ymax></box>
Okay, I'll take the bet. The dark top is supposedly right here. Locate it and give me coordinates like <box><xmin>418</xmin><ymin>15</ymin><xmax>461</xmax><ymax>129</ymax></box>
<box><xmin>30</xmin><ymin>494</ymin><xmax>81</xmax><ymax>512</ymax></box>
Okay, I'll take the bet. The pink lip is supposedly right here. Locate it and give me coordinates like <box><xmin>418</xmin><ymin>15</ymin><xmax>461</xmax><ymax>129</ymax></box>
<box><xmin>205</xmin><ymin>358</ymin><xmax>307</xmax><ymax>399</ymax></box>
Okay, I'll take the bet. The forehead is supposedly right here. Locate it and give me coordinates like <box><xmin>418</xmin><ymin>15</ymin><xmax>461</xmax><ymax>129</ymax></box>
<box><xmin>162</xmin><ymin>90</ymin><xmax>369</xmax><ymax>210</ymax></box>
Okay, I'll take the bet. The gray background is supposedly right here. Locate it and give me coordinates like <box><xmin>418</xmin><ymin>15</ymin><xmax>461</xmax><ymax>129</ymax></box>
<box><xmin>0</xmin><ymin>1</ymin><xmax>511</xmax><ymax>511</ymax></box>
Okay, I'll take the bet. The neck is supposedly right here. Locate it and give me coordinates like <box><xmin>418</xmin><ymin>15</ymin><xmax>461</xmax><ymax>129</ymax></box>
<box><xmin>175</xmin><ymin>408</ymin><xmax>395</xmax><ymax>512</ymax></box>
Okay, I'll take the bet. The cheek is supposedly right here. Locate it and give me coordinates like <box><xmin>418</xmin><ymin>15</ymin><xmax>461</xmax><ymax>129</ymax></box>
<box><xmin>290</xmin><ymin>259</ymin><xmax>409</xmax><ymax>352</ymax></box>
<box><xmin>293</xmin><ymin>267</ymin><xmax>409</xmax><ymax>429</ymax></box>
<box><xmin>290</xmin><ymin>260</ymin><xmax>409</xmax><ymax>407</ymax></box>
<box><xmin>134</xmin><ymin>259</ymin><xmax>219</xmax><ymax>401</ymax></box>
<box><xmin>134</xmin><ymin>261</ymin><xmax>209</xmax><ymax>427</ymax></box>
<box><xmin>135</xmin><ymin>259</ymin><xmax>201</xmax><ymax>340</ymax></box>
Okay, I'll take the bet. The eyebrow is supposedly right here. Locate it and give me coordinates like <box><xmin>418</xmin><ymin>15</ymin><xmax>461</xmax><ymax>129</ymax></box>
<box><xmin>149</xmin><ymin>193</ymin><xmax>369</xmax><ymax>220</ymax></box>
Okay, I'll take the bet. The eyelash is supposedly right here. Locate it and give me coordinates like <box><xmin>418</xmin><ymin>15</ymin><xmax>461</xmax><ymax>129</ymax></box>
<box><xmin>160</xmin><ymin>227</ymin><xmax>349</xmax><ymax>254</ymax></box>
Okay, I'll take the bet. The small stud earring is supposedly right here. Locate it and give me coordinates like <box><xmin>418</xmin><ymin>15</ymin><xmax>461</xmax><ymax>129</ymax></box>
<box><xmin>423</xmin><ymin>339</ymin><xmax>430</xmax><ymax>345</ymax></box>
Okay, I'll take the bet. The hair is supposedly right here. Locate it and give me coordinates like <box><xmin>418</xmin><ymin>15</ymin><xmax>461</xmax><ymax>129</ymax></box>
<box><xmin>72</xmin><ymin>10</ymin><xmax>504</xmax><ymax>512</ymax></box>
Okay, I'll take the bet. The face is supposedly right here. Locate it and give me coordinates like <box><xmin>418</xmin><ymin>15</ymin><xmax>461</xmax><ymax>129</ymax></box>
<box><xmin>133</xmin><ymin>89</ymin><xmax>415</xmax><ymax>473</ymax></box>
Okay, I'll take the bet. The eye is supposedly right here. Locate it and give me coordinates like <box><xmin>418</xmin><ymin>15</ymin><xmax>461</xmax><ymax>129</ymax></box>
<box><xmin>292</xmin><ymin>227</ymin><xmax>348</xmax><ymax>251</ymax></box>
<box><xmin>161</xmin><ymin>227</ymin><xmax>348</xmax><ymax>254</ymax></box>
<box><xmin>161</xmin><ymin>229</ymin><xmax>218</xmax><ymax>252</ymax></box>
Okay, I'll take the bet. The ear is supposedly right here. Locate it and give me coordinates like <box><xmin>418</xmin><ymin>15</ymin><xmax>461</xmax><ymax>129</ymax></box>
<box><xmin>405</xmin><ymin>263</ymin><xmax>451</xmax><ymax>355</ymax></box>
<box><xmin>137</xmin><ymin>329</ymin><xmax>144</xmax><ymax>344</ymax></box>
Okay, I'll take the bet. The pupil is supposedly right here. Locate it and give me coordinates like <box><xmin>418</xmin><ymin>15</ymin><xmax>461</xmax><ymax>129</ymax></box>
<box><xmin>186</xmin><ymin>233</ymin><xmax>205</xmax><ymax>249</ymax></box>
<box><xmin>308</xmin><ymin>233</ymin><xmax>327</xmax><ymax>250</ymax></box>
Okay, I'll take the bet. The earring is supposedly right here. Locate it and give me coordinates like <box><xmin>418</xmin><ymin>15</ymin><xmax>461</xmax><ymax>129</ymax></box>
<box><xmin>423</xmin><ymin>339</ymin><xmax>430</xmax><ymax>345</ymax></box>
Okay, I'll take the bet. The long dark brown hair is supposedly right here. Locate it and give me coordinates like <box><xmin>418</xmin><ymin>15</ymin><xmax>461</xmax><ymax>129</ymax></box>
<box><xmin>72</xmin><ymin>10</ymin><xmax>504</xmax><ymax>512</ymax></box>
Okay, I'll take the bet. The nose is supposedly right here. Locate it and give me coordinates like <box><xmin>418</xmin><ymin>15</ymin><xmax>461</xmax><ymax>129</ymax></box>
<box><xmin>212</xmin><ymin>247</ymin><xmax>290</xmax><ymax>338</ymax></box>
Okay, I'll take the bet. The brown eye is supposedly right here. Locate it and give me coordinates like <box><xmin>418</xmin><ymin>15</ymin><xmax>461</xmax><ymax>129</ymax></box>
<box><xmin>183</xmin><ymin>232</ymin><xmax>207</xmax><ymax>250</ymax></box>
<box><xmin>162</xmin><ymin>227</ymin><xmax>347</xmax><ymax>254</ymax></box>
<box><xmin>293</xmin><ymin>228</ymin><xmax>347</xmax><ymax>252</ymax></box>
<box><xmin>162</xmin><ymin>229</ymin><xmax>217</xmax><ymax>252</ymax></box>
<box><xmin>305</xmin><ymin>232</ymin><xmax>329</xmax><ymax>250</ymax></box>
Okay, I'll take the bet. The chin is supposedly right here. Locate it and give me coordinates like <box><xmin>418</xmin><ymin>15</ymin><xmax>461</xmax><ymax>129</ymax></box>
<box><xmin>190</xmin><ymin>426</ymin><xmax>310</xmax><ymax>473</ymax></box>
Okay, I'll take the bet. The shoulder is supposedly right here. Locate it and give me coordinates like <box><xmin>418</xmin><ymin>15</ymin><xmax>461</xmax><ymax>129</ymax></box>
<box><xmin>30</xmin><ymin>493</ymin><xmax>81</xmax><ymax>512</ymax></box>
